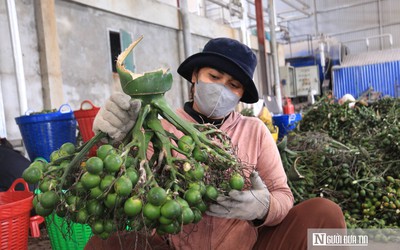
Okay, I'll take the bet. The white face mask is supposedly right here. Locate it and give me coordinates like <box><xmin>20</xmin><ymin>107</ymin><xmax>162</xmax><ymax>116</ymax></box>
<box><xmin>194</xmin><ymin>80</ymin><xmax>240</xmax><ymax>118</ymax></box>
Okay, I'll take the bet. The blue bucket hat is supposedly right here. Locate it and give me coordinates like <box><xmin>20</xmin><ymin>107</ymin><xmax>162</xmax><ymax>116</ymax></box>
<box><xmin>177</xmin><ymin>37</ymin><xmax>259</xmax><ymax>104</ymax></box>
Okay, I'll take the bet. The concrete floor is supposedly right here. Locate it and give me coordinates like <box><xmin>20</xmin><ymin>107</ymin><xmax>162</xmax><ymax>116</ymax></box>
<box><xmin>28</xmin><ymin>227</ymin><xmax>52</xmax><ymax>250</ymax></box>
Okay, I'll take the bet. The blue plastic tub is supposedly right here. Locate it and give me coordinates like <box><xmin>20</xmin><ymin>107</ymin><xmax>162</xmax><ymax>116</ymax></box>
<box><xmin>272</xmin><ymin>113</ymin><xmax>302</xmax><ymax>139</ymax></box>
<box><xmin>15</xmin><ymin>104</ymin><xmax>77</xmax><ymax>161</ymax></box>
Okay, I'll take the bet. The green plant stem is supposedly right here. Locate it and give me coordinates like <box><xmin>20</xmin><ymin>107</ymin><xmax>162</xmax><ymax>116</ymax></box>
<box><xmin>151</xmin><ymin>96</ymin><xmax>236</xmax><ymax>162</ymax></box>
<box><xmin>59</xmin><ymin>132</ymin><xmax>107</xmax><ymax>189</ymax></box>
<box><xmin>146</xmin><ymin>109</ymin><xmax>180</xmax><ymax>185</ymax></box>
<box><xmin>123</xmin><ymin>104</ymin><xmax>156</xmax><ymax>187</ymax></box>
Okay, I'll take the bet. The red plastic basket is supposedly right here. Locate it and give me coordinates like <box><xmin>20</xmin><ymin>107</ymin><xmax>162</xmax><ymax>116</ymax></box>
<box><xmin>74</xmin><ymin>100</ymin><xmax>100</xmax><ymax>156</ymax></box>
<box><xmin>0</xmin><ymin>178</ymin><xmax>34</xmax><ymax>250</ymax></box>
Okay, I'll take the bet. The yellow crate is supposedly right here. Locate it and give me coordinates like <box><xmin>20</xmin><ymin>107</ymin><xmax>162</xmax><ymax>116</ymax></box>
<box><xmin>271</xmin><ymin>126</ymin><xmax>279</xmax><ymax>143</ymax></box>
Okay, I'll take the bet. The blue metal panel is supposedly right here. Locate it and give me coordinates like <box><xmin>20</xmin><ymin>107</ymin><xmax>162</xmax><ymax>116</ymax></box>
<box><xmin>332</xmin><ymin>60</ymin><xmax>400</xmax><ymax>99</ymax></box>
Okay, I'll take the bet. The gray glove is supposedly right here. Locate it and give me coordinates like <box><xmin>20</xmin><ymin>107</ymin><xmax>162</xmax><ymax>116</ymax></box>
<box><xmin>207</xmin><ymin>171</ymin><xmax>270</xmax><ymax>221</ymax></box>
<box><xmin>93</xmin><ymin>92</ymin><xmax>141</xmax><ymax>141</ymax></box>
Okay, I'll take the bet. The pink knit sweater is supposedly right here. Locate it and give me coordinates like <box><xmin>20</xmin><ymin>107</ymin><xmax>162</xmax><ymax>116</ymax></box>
<box><xmin>161</xmin><ymin>109</ymin><xmax>294</xmax><ymax>250</ymax></box>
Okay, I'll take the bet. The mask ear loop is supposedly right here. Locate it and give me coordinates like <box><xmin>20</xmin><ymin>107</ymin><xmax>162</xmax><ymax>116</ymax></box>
<box><xmin>190</xmin><ymin>76</ymin><xmax>198</xmax><ymax>101</ymax></box>
<box><xmin>189</xmin><ymin>68</ymin><xmax>200</xmax><ymax>101</ymax></box>
<box><xmin>192</xmin><ymin>80</ymin><xmax>207</xmax><ymax>124</ymax></box>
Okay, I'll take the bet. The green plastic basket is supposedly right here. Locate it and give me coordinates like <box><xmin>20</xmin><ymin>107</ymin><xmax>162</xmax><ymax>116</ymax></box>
<box><xmin>45</xmin><ymin>214</ymin><xmax>92</xmax><ymax>250</ymax></box>
<box><xmin>34</xmin><ymin>189</ymin><xmax>92</xmax><ymax>250</ymax></box>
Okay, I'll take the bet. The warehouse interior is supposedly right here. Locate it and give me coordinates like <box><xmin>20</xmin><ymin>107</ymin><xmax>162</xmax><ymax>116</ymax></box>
<box><xmin>0</xmin><ymin>1</ymin><xmax>399</xmax><ymax>249</ymax></box>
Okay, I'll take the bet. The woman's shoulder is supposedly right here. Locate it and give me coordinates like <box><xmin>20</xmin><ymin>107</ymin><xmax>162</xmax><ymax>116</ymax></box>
<box><xmin>229</xmin><ymin>112</ymin><xmax>266</xmax><ymax>128</ymax></box>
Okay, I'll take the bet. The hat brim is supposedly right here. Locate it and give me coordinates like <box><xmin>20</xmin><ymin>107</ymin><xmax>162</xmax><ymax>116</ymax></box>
<box><xmin>177</xmin><ymin>52</ymin><xmax>259</xmax><ymax>104</ymax></box>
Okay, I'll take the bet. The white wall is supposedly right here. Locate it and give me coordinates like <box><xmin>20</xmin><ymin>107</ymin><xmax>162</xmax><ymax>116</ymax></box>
<box><xmin>0</xmin><ymin>0</ymin><xmax>245</xmax><ymax>144</ymax></box>
<box><xmin>0</xmin><ymin>0</ymin><xmax>42</xmax><ymax>141</ymax></box>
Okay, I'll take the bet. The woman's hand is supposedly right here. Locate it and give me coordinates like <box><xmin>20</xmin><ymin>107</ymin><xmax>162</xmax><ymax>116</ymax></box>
<box><xmin>93</xmin><ymin>92</ymin><xmax>141</xmax><ymax>141</ymax></box>
<box><xmin>207</xmin><ymin>171</ymin><xmax>270</xmax><ymax>221</ymax></box>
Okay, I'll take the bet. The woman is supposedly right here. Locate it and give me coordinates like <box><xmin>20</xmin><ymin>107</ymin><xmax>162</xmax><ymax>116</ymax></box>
<box><xmin>86</xmin><ymin>38</ymin><xmax>345</xmax><ymax>249</ymax></box>
<box><xmin>0</xmin><ymin>138</ymin><xmax>32</xmax><ymax>191</ymax></box>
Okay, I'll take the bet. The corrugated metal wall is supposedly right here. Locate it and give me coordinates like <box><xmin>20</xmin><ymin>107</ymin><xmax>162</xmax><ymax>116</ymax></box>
<box><xmin>332</xmin><ymin>53</ymin><xmax>400</xmax><ymax>98</ymax></box>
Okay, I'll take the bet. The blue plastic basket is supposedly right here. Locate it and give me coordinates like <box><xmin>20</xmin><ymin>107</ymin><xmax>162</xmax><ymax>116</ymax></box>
<box><xmin>15</xmin><ymin>104</ymin><xmax>77</xmax><ymax>161</ymax></box>
<box><xmin>272</xmin><ymin>113</ymin><xmax>302</xmax><ymax>139</ymax></box>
